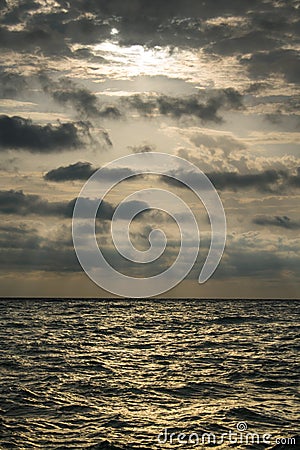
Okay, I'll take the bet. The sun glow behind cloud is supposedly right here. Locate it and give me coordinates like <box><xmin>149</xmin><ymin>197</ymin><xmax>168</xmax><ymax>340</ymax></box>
<box><xmin>92</xmin><ymin>41</ymin><xmax>224</xmax><ymax>84</ymax></box>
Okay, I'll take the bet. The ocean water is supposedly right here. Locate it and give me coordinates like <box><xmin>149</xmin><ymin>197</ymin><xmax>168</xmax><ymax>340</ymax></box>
<box><xmin>0</xmin><ymin>299</ymin><xmax>299</xmax><ymax>449</ymax></box>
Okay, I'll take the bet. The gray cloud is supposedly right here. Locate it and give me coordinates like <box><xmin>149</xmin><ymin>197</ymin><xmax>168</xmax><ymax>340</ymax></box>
<box><xmin>0</xmin><ymin>70</ymin><xmax>28</xmax><ymax>99</ymax></box>
<box><xmin>124</xmin><ymin>88</ymin><xmax>243</xmax><ymax>123</ymax></box>
<box><xmin>0</xmin><ymin>0</ymin><xmax>298</xmax><ymax>62</ymax></box>
<box><xmin>189</xmin><ymin>132</ymin><xmax>246</xmax><ymax>154</ymax></box>
<box><xmin>208</xmin><ymin>31</ymin><xmax>279</xmax><ymax>56</ymax></box>
<box><xmin>253</xmin><ymin>215</ymin><xmax>300</xmax><ymax>230</ymax></box>
<box><xmin>44</xmin><ymin>162</ymin><xmax>97</xmax><ymax>182</ymax></box>
<box><xmin>0</xmin><ymin>1</ymin><xmax>38</xmax><ymax>26</ymax></box>
<box><xmin>56</xmin><ymin>0</ymin><xmax>262</xmax><ymax>21</ymax></box>
<box><xmin>0</xmin><ymin>190</ymin><xmax>72</xmax><ymax>217</ymax></box>
<box><xmin>39</xmin><ymin>74</ymin><xmax>121</xmax><ymax>120</ymax></box>
<box><xmin>208</xmin><ymin>170</ymin><xmax>288</xmax><ymax>192</ymax></box>
<box><xmin>0</xmin><ymin>190</ymin><xmax>152</xmax><ymax>223</ymax></box>
<box><xmin>0</xmin><ymin>115</ymin><xmax>91</xmax><ymax>152</ymax></box>
<box><xmin>161</xmin><ymin>168</ymin><xmax>290</xmax><ymax>193</ymax></box>
<box><xmin>129</xmin><ymin>143</ymin><xmax>156</xmax><ymax>153</ymax></box>
<box><xmin>290</xmin><ymin>168</ymin><xmax>300</xmax><ymax>187</ymax></box>
<box><xmin>241</xmin><ymin>49</ymin><xmax>300</xmax><ymax>84</ymax></box>
<box><xmin>0</xmin><ymin>24</ymin><xmax>71</xmax><ymax>56</ymax></box>
<box><xmin>0</xmin><ymin>223</ymin><xmax>41</xmax><ymax>249</ymax></box>
<box><xmin>45</xmin><ymin>162</ymin><xmax>300</xmax><ymax>192</ymax></box>
<box><xmin>0</xmin><ymin>222</ymin><xmax>80</xmax><ymax>272</ymax></box>
<box><xmin>44</xmin><ymin>162</ymin><xmax>137</xmax><ymax>182</ymax></box>
<box><xmin>0</xmin><ymin>190</ymin><xmax>114</xmax><ymax>220</ymax></box>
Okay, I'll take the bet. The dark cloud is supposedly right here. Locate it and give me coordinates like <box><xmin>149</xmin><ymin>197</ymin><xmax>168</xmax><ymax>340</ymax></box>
<box><xmin>41</xmin><ymin>0</ymin><xmax>293</xmax><ymax>52</ymax></box>
<box><xmin>46</xmin><ymin>162</ymin><xmax>300</xmax><ymax>193</ymax></box>
<box><xmin>124</xmin><ymin>88</ymin><xmax>243</xmax><ymax>123</ymax></box>
<box><xmin>0</xmin><ymin>190</ymin><xmax>114</xmax><ymax>220</ymax></box>
<box><xmin>0</xmin><ymin>189</ymin><xmax>151</xmax><ymax>223</ymax></box>
<box><xmin>208</xmin><ymin>170</ymin><xmax>288</xmax><ymax>192</ymax></box>
<box><xmin>39</xmin><ymin>74</ymin><xmax>121</xmax><ymax>120</ymax></box>
<box><xmin>0</xmin><ymin>190</ymin><xmax>71</xmax><ymax>217</ymax></box>
<box><xmin>161</xmin><ymin>168</ymin><xmax>292</xmax><ymax>193</ymax></box>
<box><xmin>208</xmin><ymin>31</ymin><xmax>279</xmax><ymax>56</ymax></box>
<box><xmin>62</xmin><ymin>17</ymin><xmax>112</xmax><ymax>45</ymax></box>
<box><xmin>253</xmin><ymin>215</ymin><xmax>300</xmax><ymax>230</ymax></box>
<box><xmin>90</xmin><ymin>166</ymin><xmax>137</xmax><ymax>182</ymax></box>
<box><xmin>58</xmin><ymin>0</ymin><xmax>261</xmax><ymax>22</ymax></box>
<box><xmin>0</xmin><ymin>223</ymin><xmax>41</xmax><ymax>249</ymax></box>
<box><xmin>189</xmin><ymin>132</ymin><xmax>246</xmax><ymax>153</ymax></box>
<box><xmin>129</xmin><ymin>143</ymin><xmax>156</xmax><ymax>153</ymax></box>
<box><xmin>241</xmin><ymin>49</ymin><xmax>300</xmax><ymax>84</ymax></box>
<box><xmin>44</xmin><ymin>162</ymin><xmax>137</xmax><ymax>182</ymax></box>
<box><xmin>0</xmin><ymin>70</ymin><xmax>28</xmax><ymax>99</ymax></box>
<box><xmin>0</xmin><ymin>223</ymin><xmax>80</xmax><ymax>272</ymax></box>
<box><xmin>250</xmin><ymin>10</ymin><xmax>291</xmax><ymax>32</ymax></box>
<box><xmin>0</xmin><ymin>1</ymin><xmax>38</xmax><ymax>26</ymax></box>
<box><xmin>288</xmin><ymin>167</ymin><xmax>300</xmax><ymax>188</ymax></box>
<box><xmin>44</xmin><ymin>161</ymin><xmax>97</xmax><ymax>182</ymax></box>
<box><xmin>0</xmin><ymin>0</ymin><xmax>297</xmax><ymax>59</ymax></box>
<box><xmin>0</xmin><ymin>115</ymin><xmax>91</xmax><ymax>152</ymax></box>
<box><xmin>217</xmin><ymin>247</ymin><xmax>295</xmax><ymax>280</ymax></box>
<box><xmin>112</xmin><ymin>200</ymin><xmax>149</xmax><ymax>221</ymax></box>
<box><xmin>0</xmin><ymin>25</ymin><xmax>71</xmax><ymax>56</ymax></box>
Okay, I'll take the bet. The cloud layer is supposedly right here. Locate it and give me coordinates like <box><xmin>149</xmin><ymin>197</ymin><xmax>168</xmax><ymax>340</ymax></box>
<box><xmin>0</xmin><ymin>115</ymin><xmax>91</xmax><ymax>152</ymax></box>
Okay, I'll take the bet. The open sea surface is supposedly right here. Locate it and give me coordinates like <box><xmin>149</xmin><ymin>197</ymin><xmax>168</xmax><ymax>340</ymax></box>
<box><xmin>0</xmin><ymin>299</ymin><xmax>299</xmax><ymax>449</ymax></box>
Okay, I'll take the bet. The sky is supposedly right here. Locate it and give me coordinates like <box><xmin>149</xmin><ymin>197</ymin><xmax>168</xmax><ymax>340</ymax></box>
<box><xmin>0</xmin><ymin>0</ymin><xmax>299</xmax><ymax>298</ymax></box>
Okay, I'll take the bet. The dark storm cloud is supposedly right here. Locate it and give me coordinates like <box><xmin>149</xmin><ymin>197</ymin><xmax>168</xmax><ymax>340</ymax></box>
<box><xmin>253</xmin><ymin>215</ymin><xmax>300</xmax><ymax>230</ymax></box>
<box><xmin>41</xmin><ymin>72</ymin><xmax>229</xmax><ymax>126</ymax></box>
<box><xmin>208</xmin><ymin>170</ymin><xmax>288</xmax><ymax>192</ymax></box>
<box><xmin>44</xmin><ymin>162</ymin><xmax>137</xmax><ymax>182</ymax></box>
<box><xmin>58</xmin><ymin>0</ymin><xmax>261</xmax><ymax>21</ymax></box>
<box><xmin>161</xmin><ymin>168</ymin><xmax>293</xmax><ymax>193</ymax></box>
<box><xmin>241</xmin><ymin>49</ymin><xmax>300</xmax><ymax>84</ymax></box>
<box><xmin>0</xmin><ymin>223</ymin><xmax>80</xmax><ymax>272</ymax></box>
<box><xmin>0</xmin><ymin>244</ymin><xmax>80</xmax><ymax>272</ymax></box>
<box><xmin>0</xmin><ymin>3</ymin><xmax>110</xmax><ymax>53</ymax></box>
<box><xmin>0</xmin><ymin>70</ymin><xmax>28</xmax><ymax>98</ymax></box>
<box><xmin>124</xmin><ymin>88</ymin><xmax>243</xmax><ymax>123</ymax></box>
<box><xmin>0</xmin><ymin>0</ymin><xmax>297</xmax><ymax>60</ymax></box>
<box><xmin>0</xmin><ymin>190</ymin><xmax>114</xmax><ymax>220</ymax></box>
<box><xmin>0</xmin><ymin>223</ymin><xmax>41</xmax><ymax>250</ymax></box>
<box><xmin>54</xmin><ymin>0</ymin><xmax>297</xmax><ymax>51</ymax></box>
<box><xmin>0</xmin><ymin>190</ymin><xmax>150</xmax><ymax>222</ymax></box>
<box><xmin>0</xmin><ymin>0</ymin><xmax>38</xmax><ymax>25</ymax></box>
<box><xmin>0</xmin><ymin>25</ymin><xmax>71</xmax><ymax>56</ymax></box>
<box><xmin>208</xmin><ymin>31</ymin><xmax>279</xmax><ymax>56</ymax></box>
<box><xmin>113</xmin><ymin>200</ymin><xmax>149</xmax><ymax>220</ymax></box>
<box><xmin>217</xmin><ymin>247</ymin><xmax>299</xmax><ymax>280</ymax></box>
<box><xmin>39</xmin><ymin>74</ymin><xmax>121</xmax><ymax>120</ymax></box>
<box><xmin>0</xmin><ymin>190</ymin><xmax>72</xmax><ymax>217</ymax></box>
<box><xmin>0</xmin><ymin>115</ymin><xmax>91</xmax><ymax>152</ymax></box>
<box><xmin>46</xmin><ymin>162</ymin><xmax>300</xmax><ymax>192</ymax></box>
<box><xmin>204</xmin><ymin>4</ymin><xmax>299</xmax><ymax>57</ymax></box>
<box><xmin>61</xmin><ymin>17</ymin><xmax>112</xmax><ymax>45</ymax></box>
<box><xmin>288</xmin><ymin>168</ymin><xmax>300</xmax><ymax>188</ymax></box>
<box><xmin>44</xmin><ymin>162</ymin><xmax>97</xmax><ymax>182</ymax></box>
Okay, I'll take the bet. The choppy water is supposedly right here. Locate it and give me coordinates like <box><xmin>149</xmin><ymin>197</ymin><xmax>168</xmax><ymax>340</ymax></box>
<box><xmin>0</xmin><ymin>299</ymin><xmax>299</xmax><ymax>449</ymax></box>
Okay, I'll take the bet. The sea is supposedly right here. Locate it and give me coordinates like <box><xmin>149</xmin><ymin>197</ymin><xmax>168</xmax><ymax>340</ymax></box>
<box><xmin>0</xmin><ymin>299</ymin><xmax>299</xmax><ymax>449</ymax></box>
